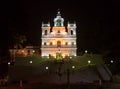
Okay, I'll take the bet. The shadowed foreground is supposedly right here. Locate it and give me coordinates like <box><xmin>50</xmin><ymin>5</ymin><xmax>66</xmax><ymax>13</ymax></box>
<box><xmin>1</xmin><ymin>82</ymin><xmax>120</xmax><ymax>89</ymax></box>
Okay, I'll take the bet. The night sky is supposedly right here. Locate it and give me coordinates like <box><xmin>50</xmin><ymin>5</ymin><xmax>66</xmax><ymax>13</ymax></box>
<box><xmin>7</xmin><ymin>0</ymin><xmax>120</xmax><ymax>54</ymax></box>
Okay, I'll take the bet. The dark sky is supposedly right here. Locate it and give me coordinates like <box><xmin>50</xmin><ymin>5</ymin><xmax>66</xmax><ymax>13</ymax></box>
<box><xmin>7</xmin><ymin>0</ymin><xmax>120</xmax><ymax>53</ymax></box>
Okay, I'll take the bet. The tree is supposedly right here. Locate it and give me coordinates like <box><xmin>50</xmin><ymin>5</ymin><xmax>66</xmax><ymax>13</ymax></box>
<box><xmin>14</xmin><ymin>34</ymin><xmax>27</xmax><ymax>49</ymax></box>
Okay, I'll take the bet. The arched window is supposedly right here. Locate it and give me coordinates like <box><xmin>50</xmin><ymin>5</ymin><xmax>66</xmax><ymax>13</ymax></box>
<box><xmin>50</xmin><ymin>42</ymin><xmax>53</xmax><ymax>45</ymax></box>
<box><xmin>65</xmin><ymin>42</ymin><xmax>68</xmax><ymax>45</ymax></box>
<box><xmin>72</xmin><ymin>42</ymin><xmax>74</xmax><ymax>45</ymax></box>
<box><xmin>58</xmin><ymin>30</ymin><xmax>60</xmax><ymax>33</ymax></box>
<box><xmin>57</xmin><ymin>41</ymin><xmax>61</xmax><ymax>47</ymax></box>
<box><xmin>71</xmin><ymin>30</ymin><xmax>73</xmax><ymax>35</ymax></box>
<box><xmin>27</xmin><ymin>50</ymin><xmax>30</xmax><ymax>55</ymax></box>
<box><xmin>45</xmin><ymin>30</ymin><xmax>47</xmax><ymax>35</ymax></box>
<box><xmin>44</xmin><ymin>42</ymin><xmax>46</xmax><ymax>45</ymax></box>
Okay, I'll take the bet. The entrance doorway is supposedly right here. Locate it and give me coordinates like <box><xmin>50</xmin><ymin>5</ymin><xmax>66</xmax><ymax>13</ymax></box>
<box><xmin>57</xmin><ymin>41</ymin><xmax>61</xmax><ymax>47</ymax></box>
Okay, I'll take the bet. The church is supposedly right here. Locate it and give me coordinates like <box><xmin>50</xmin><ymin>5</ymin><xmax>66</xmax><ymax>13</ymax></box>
<box><xmin>41</xmin><ymin>11</ymin><xmax>77</xmax><ymax>58</ymax></box>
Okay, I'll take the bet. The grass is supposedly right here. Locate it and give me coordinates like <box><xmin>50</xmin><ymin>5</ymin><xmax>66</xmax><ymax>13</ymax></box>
<box><xmin>9</xmin><ymin>54</ymin><xmax>104</xmax><ymax>81</ymax></box>
<box><xmin>13</xmin><ymin>54</ymin><xmax>104</xmax><ymax>72</ymax></box>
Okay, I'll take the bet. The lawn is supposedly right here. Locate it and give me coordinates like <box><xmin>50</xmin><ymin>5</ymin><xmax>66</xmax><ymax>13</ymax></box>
<box><xmin>13</xmin><ymin>54</ymin><xmax>103</xmax><ymax>71</ymax></box>
<box><xmin>8</xmin><ymin>53</ymin><xmax>104</xmax><ymax>82</ymax></box>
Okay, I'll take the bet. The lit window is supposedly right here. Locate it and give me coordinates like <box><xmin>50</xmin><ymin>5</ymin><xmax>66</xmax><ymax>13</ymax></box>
<box><xmin>53</xmin><ymin>42</ymin><xmax>55</xmax><ymax>45</ymax></box>
<box><xmin>68</xmin><ymin>42</ymin><xmax>71</xmax><ymax>45</ymax></box>
<box><xmin>57</xmin><ymin>41</ymin><xmax>61</xmax><ymax>47</ymax></box>
<box><xmin>58</xmin><ymin>30</ymin><xmax>60</xmax><ymax>33</ymax></box>
<box><xmin>50</xmin><ymin>42</ymin><xmax>53</xmax><ymax>45</ymax></box>
<box><xmin>65</xmin><ymin>42</ymin><xmax>68</xmax><ymax>45</ymax></box>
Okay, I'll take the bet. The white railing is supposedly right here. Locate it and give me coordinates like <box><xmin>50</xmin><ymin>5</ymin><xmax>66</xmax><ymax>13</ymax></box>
<box><xmin>41</xmin><ymin>45</ymin><xmax>76</xmax><ymax>48</ymax></box>
<box><xmin>42</xmin><ymin>34</ymin><xmax>76</xmax><ymax>38</ymax></box>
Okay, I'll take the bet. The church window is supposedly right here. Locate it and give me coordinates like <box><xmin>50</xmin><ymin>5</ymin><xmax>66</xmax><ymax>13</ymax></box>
<box><xmin>44</xmin><ymin>42</ymin><xmax>46</xmax><ymax>45</ymax></box>
<box><xmin>56</xmin><ymin>19</ymin><xmax>61</xmax><ymax>26</ymax></box>
<box><xmin>50</xmin><ymin>42</ymin><xmax>53</xmax><ymax>45</ymax></box>
<box><xmin>45</xmin><ymin>30</ymin><xmax>47</xmax><ymax>35</ymax></box>
<box><xmin>72</xmin><ymin>42</ymin><xmax>74</xmax><ymax>45</ymax></box>
<box><xmin>57</xmin><ymin>41</ymin><xmax>61</xmax><ymax>47</ymax></box>
<box><xmin>65</xmin><ymin>42</ymin><xmax>68</xmax><ymax>45</ymax></box>
<box><xmin>71</xmin><ymin>30</ymin><xmax>73</xmax><ymax>35</ymax></box>
<box><xmin>58</xmin><ymin>30</ymin><xmax>60</xmax><ymax>33</ymax></box>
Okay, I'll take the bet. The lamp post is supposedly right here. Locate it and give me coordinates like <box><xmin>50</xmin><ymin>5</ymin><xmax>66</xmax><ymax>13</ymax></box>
<box><xmin>88</xmin><ymin>60</ymin><xmax>91</xmax><ymax>64</ymax></box>
<box><xmin>67</xmin><ymin>69</ymin><xmax>70</xmax><ymax>89</ymax></box>
<box><xmin>72</xmin><ymin>66</ymin><xmax>75</xmax><ymax>74</ymax></box>
<box><xmin>46</xmin><ymin>66</ymin><xmax>49</xmax><ymax>74</ymax></box>
<box><xmin>110</xmin><ymin>60</ymin><xmax>113</xmax><ymax>63</ymax></box>
<box><xmin>85</xmin><ymin>50</ymin><xmax>88</xmax><ymax>54</ymax></box>
<box><xmin>29</xmin><ymin>61</ymin><xmax>32</xmax><ymax>64</ymax></box>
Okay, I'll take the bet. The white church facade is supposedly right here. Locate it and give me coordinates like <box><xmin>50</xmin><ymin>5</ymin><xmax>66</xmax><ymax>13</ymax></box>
<box><xmin>41</xmin><ymin>11</ymin><xmax>77</xmax><ymax>58</ymax></box>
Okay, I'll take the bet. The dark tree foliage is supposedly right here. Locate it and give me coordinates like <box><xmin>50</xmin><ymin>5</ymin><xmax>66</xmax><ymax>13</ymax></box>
<box><xmin>103</xmin><ymin>51</ymin><xmax>120</xmax><ymax>74</ymax></box>
<box><xmin>0</xmin><ymin>48</ymin><xmax>10</xmax><ymax>77</ymax></box>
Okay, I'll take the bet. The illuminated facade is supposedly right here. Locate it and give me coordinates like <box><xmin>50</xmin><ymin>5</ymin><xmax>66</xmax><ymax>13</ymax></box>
<box><xmin>41</xmin><ymin>11</ymin><xmax>77</xmax><ymax>58</ymax></box>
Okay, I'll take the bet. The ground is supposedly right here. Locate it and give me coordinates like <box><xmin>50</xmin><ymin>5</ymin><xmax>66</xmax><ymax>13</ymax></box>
<box><xmin>1</xmin><ymin>54</ymin><xmax>120</xmax><ymax>88</ymax></box>
<box><xmin>8</xmin><ymin>54</ymin><xmax>103</xmax><ymax>82</ymax></box>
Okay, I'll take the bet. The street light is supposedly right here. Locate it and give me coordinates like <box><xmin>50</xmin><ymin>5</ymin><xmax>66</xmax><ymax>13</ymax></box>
<box><xmin>88</xmin><ymin>60</ymin><xmax>91</xmax><ymax>64</ymax></box>
<box><xmin>8</xmin><ymin>62</ymin><xmax>10</xmax><ymax>65</ymax></box>
<box><xmin>46</xmin><ymin>66</ymin><xmax>48</xmax><ymax>70</ymax></box>
<box><xmin>110</xmin><ymin>60</ymin><xmax>113</xmax><ymax>63</ymax></box>
<box><xmin>29</xmin><ymin>61</ymin><xmax>32</xmax><ymax>64</ymax></box>
<box><xmin>45</xmin><ymin>66</ymin><xmax>49</xmax><ymax>74</ymax></box>
<box><xmin>85</xmin><ymin>50</ymin><xmax>88</xmax><ymax>54</ymax></box>
<box><xmin>72</xmin><ymin>66</ymin><xmax>75</xmax><ymax>69</ymax></box>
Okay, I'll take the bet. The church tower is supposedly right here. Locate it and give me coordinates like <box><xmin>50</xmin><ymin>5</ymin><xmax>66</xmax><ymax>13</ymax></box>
<box><xmin>41</xmin><ymin>11</ymin><xmax>77</xmax><ymax>58</ymax></box>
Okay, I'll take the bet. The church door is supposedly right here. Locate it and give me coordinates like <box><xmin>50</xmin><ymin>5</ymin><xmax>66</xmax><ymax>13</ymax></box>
<box><xmin>57</xmin><ymin>41</ymin><xmax>61</xmax><ymax>47</ymax></box>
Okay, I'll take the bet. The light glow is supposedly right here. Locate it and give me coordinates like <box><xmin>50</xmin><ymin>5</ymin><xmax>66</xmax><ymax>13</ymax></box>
<box><xmin>68</xmin><ymin>42</ymin><xmax>71</xmax><ymax>45</ymax></box>
<box><xmin>85</xmin><ymin>50</ymin><xmax>88</xmax><ymax>53</ymax></box>
<box><xmin>72</xmin><ymin>66</ymin><xmax>75</xmax><ymax>69</ymax></box>
<box><xmin>21</xmin><ymin>50</ymin><xmax>24</xmax><ymax>53</ymax></box>
<box><xmin>8</xmin><ymin>62</ymin><xmax>10</xmax><ymax>65</ymax></box>
<box><xmin>88</xmin><ymin>60</ymin><xmax>91</xmax><ymax>64</ymax></box>
<box><xmin>63</xmin><ymin>42</ymin><xmax>65</xmax><ymax>45</ymax></box>
<box><xmin>30</xmin><ymin>61</ymin><xmax>32</xmax><ymax>64</ymax></box>
<box><xmin>33</xmin><ymin>50</ymin><xmax>35</xmax><ymax>53</ymax></box>
<box><xmin>53</xmin><ymin>41</ymin><xmax>56</xmax><ymax>45</ymax></box>
<box><xmin>47</xmin><ymin>42</ymin><xmax>49</xmax><ymax>45</ymax></box>
<box><xmin>46</xmin><ymin>66</ymin><xmax>48</xmax><ymax>70</ymax></box>
<box><xmin>111</xmin><ymin>60</ymin><xmax>113</xmax><ymax>63</ymax></box>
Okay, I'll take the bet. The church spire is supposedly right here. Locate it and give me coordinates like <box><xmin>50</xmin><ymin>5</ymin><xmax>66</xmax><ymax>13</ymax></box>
<box><xmin>57</xmin><ymin>9</ymin><xmax>61</xmax><ymax>16</ymax></box>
